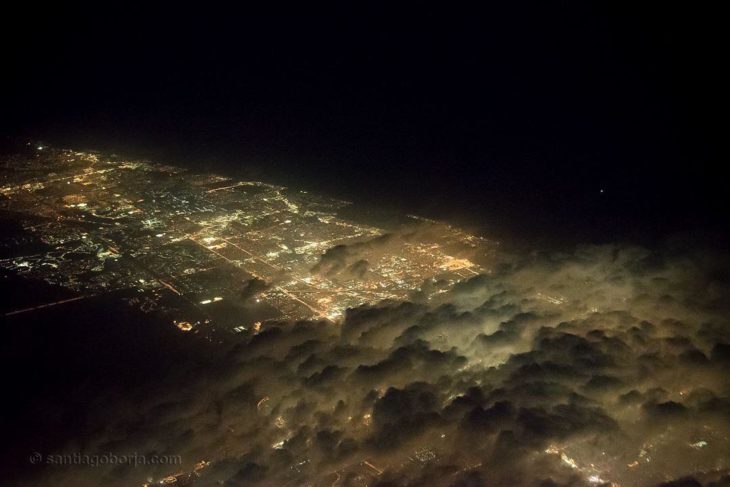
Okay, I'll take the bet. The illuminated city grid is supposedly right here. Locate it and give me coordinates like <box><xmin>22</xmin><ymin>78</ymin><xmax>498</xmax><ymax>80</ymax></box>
<box><xmin>1</xmin><ymin>148</ymin><xmax>494</xmax><ymax>335</ymax></box>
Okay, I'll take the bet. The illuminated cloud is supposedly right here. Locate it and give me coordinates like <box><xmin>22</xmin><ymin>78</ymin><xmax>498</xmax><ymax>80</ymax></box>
<box><xmin>14</xmin><ymin>242</ymin><xmax>730</xmax><ymax>486</ymax></box>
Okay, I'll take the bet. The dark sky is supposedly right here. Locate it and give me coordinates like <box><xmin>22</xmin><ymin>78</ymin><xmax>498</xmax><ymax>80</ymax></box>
<box><xmin>3</xmin><ymin>4</ymin><xmax>727</xmax><ymax>245</ymax></box>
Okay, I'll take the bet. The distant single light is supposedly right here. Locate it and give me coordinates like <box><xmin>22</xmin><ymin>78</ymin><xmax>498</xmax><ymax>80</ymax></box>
<box><xmin>599</xmin><ymin>189</ymin><xmax>605</xmax><ymax>194</ymax></box>
<box><xmin>37</xmin><ymin>146</ymin><xmax>44</xmax><ymax>150</ymax></box>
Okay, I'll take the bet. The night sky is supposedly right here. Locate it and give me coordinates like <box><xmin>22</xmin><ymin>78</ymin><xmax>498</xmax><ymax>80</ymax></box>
<box><xmin>4</xmin><ymin>5</ymin><xmax>726</xmax><ymax>246</ymax></box>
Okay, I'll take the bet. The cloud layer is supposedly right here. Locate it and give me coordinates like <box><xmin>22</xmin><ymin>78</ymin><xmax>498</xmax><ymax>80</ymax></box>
<box><xmin>16</xmin><ymin>240</ymin><xmax>730</xmax><ymax>486</ymax></box>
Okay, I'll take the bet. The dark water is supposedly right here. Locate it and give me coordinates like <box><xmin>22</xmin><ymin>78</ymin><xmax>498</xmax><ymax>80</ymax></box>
<box><xmin>0</xmin><ymin>292</ymin><xmax>216</xmax><ymax>483</ymax></box>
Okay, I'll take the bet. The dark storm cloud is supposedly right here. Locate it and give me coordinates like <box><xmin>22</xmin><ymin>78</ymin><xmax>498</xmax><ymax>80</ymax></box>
<box><xmin>239</xmin><ymin>277</ymin><xmax>270</xmax><ymax>302</ymax></box>
<box><xmin>311</xmin><ymin>234</ymin><xmax>394</xmax><ymax>278</ymax></box>
<box><xmin>20</xmin><ymin>243</ymin><xmax>730</xmax><ymax>486</ymax></box>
